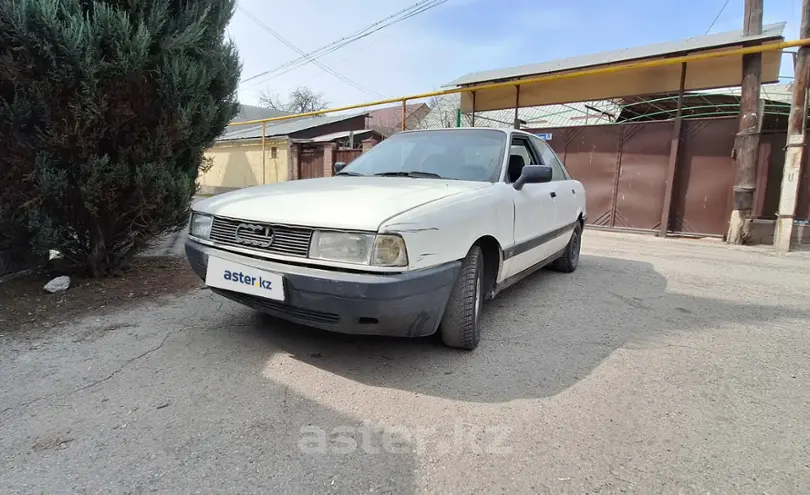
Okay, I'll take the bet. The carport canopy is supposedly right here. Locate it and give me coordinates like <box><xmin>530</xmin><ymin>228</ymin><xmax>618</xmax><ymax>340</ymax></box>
<box><xmin>445</xmin><ymin>23</ymin><xmax>786</xmax><ymax>113</ymax></box>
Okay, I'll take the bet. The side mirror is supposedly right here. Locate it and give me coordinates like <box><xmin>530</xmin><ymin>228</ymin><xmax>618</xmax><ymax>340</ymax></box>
<box><xmin>334</xmin><ymin>162</ymin><xmax>347</xmax><ymax>174</ymax></box>
<box><xmin>513</xmin><ymin>165</ymin><xmax>552</xmax><ymax>190</ymax></box>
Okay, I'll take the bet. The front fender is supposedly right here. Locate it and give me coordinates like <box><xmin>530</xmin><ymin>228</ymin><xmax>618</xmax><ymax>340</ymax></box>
<box><xmin>379</xmin><ymin>186</ymin><xmax>514</xmax><ymax>271</ymax></box>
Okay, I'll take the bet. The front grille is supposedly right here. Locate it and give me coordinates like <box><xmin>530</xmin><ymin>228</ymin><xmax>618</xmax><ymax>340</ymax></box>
<box><xmin>212</xmin><ymin>289</ymin><xmax>340</xmax><ymax>325</ymax></box>
<box><xmin>210</xmin><ymin>217</ymin><xmax>313</xmax><ymax>257</ymax></box>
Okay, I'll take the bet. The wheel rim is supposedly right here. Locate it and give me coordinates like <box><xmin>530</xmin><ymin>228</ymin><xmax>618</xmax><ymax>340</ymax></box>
<box><xmin>474</xmin><ymin>270</ymin><xmax>482</xmax><ymax>323</ymax></box>
<box><xmin>571</xmin><ymin>229</ymin><xmax>580</xmax><ymax>265</ymax></box>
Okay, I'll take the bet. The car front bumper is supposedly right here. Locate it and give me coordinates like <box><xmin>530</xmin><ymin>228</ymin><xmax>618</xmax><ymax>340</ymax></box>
<box><xmin>186</xmin><ymin>240</ymin><xmax>461</xmax><ymax>337</ymax></box>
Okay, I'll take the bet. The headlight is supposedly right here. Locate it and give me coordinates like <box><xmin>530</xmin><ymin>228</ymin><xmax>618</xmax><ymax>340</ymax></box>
<box><xmin>190</xmin><ymin>212</ymin><xmax>213</xmax><ymax>239</ymax></box>
<box><xmin>309</xmin><ymin>232</ymin><xmax>408</xmax><ymax>267</ymax></box>
<box><xmin>310</xmin><ymin>231</ymin><xmax>375</xmax><ymax>264</ymax></box>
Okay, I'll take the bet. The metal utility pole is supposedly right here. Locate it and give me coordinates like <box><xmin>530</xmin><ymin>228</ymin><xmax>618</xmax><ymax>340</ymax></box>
<box><xmin>727</xmin><ymin>0</ymin><xmax>764</xmax><ymax>244</ymax></box>
<box><xmin>775</xmin><ymin>0</ymin><xmax>810</xmax><ymax>251</ymax></box>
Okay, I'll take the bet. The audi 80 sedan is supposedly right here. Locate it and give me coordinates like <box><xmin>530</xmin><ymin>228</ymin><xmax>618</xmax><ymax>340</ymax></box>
<box><xmin>186</xmin><ymin>128</ymin><xmax>586</xmax><ymax>349</ymax></box>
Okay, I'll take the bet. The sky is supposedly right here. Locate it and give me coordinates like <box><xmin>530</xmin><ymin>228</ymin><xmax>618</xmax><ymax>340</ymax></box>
<box><xmin>231</xmin><ymin>0</ymin><xmax>803</xmax><ymax>108</ymax></box>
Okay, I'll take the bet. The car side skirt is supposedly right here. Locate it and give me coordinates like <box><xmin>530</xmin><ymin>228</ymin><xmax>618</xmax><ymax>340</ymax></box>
<box><xmin>490</xmin><ymin>247</ymin><xmax>567</xmax><ymax>298</ymax></box>
<box><xmin>502</xmin><ymin>221</ymin><xmax>578</xmax><ymax>260</ymax></box>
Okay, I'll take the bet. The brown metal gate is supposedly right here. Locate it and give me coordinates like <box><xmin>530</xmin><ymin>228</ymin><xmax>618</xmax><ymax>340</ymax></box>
<box><xmin>550</xmin><ymin>125</ymin><xmax>623</xmax><ymax>228</ymax></box>
<box><xmin>536</xmin><ymin>117</ymin><xmax>738</xmax><ymax>236</ymax></box>
<box><xmin>335</xmin><ymin>148</ymin><xmax>362</xmax><ymax>165</ymax></box>
<box><xmin>800</xmin><ymin>145</ymin><xmax>810</xmax><ymax>220</ymax></box>
<box><xmin>614</xmin><ymin>122</ymin><xmax>673</xmax><ymax>230</ymax></box>
<box><xmin>670</xmin><ymin>119</ymin><xmax>736</xmax><ymax>235</ymax></box>
<box><xmin>758</xmin><ymin>130</ymin><xmax>810</xmax><ymax>222</ymax></box>
<box><xmin>299</xmin><ymin>147</ymin><xmax>324</xmax><ymax>179</ymax></box>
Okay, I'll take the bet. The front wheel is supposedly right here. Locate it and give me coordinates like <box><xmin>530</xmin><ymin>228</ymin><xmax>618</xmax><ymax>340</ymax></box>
<box><xmin>440</xmin><ymin>246</ymin><xmax>483</xmax><ymax>350</ymax></box>
<box><xmin>551</xmin><ymin>222</ymin><xmax>582</xmax><ymax>273</ymax></box>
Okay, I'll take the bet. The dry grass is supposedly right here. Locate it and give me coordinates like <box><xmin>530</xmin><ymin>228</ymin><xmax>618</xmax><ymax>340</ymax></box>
<box><xmin>0</xmin><ymin>256</ymin><xmax>202</xmax><ymax>333</ymax></box>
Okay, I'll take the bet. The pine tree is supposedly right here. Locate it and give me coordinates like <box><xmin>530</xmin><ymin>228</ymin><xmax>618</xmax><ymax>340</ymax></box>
<box><xmin>0</xmin><ymin>0</ymin><xmax>240</xmax><ymax>275</ymax></box>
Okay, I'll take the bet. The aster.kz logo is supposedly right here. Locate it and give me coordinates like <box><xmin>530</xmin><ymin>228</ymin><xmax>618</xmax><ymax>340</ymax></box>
<box><xmin>223</xmin><ymin>270</ymin><xmax>273</xmax><ymax>290</ymax></box>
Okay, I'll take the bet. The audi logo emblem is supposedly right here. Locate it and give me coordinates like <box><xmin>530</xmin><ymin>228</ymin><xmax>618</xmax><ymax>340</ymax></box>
<box><xmin>234</xmin><ymin>223</ymin><xmax>274</xmax><ymax>248</ymax></box>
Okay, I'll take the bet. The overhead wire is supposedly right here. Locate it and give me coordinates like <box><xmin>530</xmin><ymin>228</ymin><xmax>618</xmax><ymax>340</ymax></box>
<box><xmin>240</xmin><ymin>0</ymin><xmax>447</xmax><ymax>85</ymax></box>
<box><xmin>239</xmin><ymin>0</ymin><xmax>450</xmax><ymax>88</ymax></box>
<box><xmin>236</xmin><ymin>4</ymin><xmax>385</xmax><ymax>98</ymax></box>
<box><xmin>245</xmin><ymin>0</ymin><xmax>444</xmax><ymax>80</ymax></box>
<box><xmin>705</xmin><ymin>0</ymin><xmax>731</xmax><ymax>35</ymax></box>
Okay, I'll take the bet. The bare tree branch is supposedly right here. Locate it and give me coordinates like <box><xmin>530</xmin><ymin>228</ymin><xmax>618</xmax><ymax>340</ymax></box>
<box><xmin>258</xmin><ymin>92</ymin><xmax>287</xmax><ymax>112</ymax></box>
<box><xmin>259</xmin><ymin>86</ymin><xmax>329</xmax><ymax>114</ymax></box>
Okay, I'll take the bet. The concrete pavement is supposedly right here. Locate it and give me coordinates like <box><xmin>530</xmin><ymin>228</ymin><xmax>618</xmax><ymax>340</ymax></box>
<box><xmin>2</xmin><ymin>230</ymin><xmax>810</xmax><ymax>493</ymax></box>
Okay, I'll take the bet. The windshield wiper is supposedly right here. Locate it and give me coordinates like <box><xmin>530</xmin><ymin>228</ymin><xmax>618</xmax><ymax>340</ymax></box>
<box><xmin>373</xmin><ymin>171</ymin><xmax>445</xmax><ymax>179</ymax></box>
<box><xmin>335</xmin><ymin>171</ymin><xmax>365</xmax><ymax>176</ymax></box>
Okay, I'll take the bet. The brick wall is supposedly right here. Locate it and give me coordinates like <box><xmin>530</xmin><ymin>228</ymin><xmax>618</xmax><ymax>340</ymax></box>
<box><xmin>322</xmin><ymin>143</ymin><xmax>337</xmax><ymax>177</ymax></box>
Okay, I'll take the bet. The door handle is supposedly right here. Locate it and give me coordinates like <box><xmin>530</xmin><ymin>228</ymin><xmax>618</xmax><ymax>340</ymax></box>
<box><xmin>550</xmin><ymin>191</ymin><xmax>557</xmax><ymax>198</ymax></box>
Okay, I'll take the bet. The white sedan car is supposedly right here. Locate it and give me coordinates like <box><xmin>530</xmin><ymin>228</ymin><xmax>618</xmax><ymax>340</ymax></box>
<box><xmin>186</xmin><ymin>128</ymin><xmax>586</xmax><ymax>349</ymax></box>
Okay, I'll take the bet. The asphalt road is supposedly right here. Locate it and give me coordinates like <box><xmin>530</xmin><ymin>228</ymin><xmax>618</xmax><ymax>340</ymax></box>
<box><xmin>2</xmin><ymin>231</ymin><xmax>810</xmax><ymax>493</ymax></box>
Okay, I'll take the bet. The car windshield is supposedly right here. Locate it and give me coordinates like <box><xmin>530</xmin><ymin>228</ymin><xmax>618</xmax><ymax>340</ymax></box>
<box><xmin>338</xmin><ymin>130</ymin><xmax>506</xmax><ymax>182</ymax></box>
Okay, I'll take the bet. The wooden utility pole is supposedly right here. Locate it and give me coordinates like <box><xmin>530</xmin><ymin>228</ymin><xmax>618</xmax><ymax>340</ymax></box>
<box><xmin>727</xmin><ymin>0</ymin><xmax>764</xmax><ymax>244</ymax></box>
<box><xmin>401</xmin><ymin>100</ymin><xmax>407</xmax><ymax>131</ymax></box>
<box><xmin>261</xmin><ymin>121</ymin><xmax>266</xmax><ymax>184</ymax></box>
<box><xmin>660</xmin><ymin>63</ymin><xmax>688</xmax><ymax>237</ymax></box>
<box><xmin>775</xmin><ymin>0</ymin><xmax>810</xmax><ymax>251</ymax></box>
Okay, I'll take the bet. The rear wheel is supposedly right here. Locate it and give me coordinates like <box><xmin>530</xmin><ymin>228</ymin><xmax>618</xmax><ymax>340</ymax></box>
<box><xmin>440</xmin><ymin>246</ymin><xmax>483</xmax><ymax>350</ymax></box>
<box><xmin>551</xmin><ymin>222</ymin><xmax>582</xmax><ymax>273</ymax></box>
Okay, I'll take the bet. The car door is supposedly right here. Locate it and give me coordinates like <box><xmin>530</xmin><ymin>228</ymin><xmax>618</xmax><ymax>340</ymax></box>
<box><xmin>530</xmin><ymin>136</ymin><xmax>579</xmax><ymax>253</ymax></box>
<box><xmin>501</xmin><ymin>136</ymin><xmax>559</xmax><ymax>279</ymax></box>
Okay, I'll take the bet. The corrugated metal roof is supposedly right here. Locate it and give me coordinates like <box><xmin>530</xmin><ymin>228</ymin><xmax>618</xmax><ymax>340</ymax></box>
<box><xmin>417</xmin><ymin>94</ymin><xmax>621</xmax><ymax>130</ymax></box>
<box><xmin>446</xmin><ymin>23</ymin><xmax>786</xmax><ymax>87</ymax></box>
<box><xmin>219</xmin><ymin>111</ymin><xmax>368</xmax><ymax>141</ymax></box>
<box><xmin>233</xmin><ymin>104</ymin><xmax>290</xmax><ymax>122</ymax></box>
<box><xmin>698</xmin><ymin>82</ymin><xmax>794</xmax><ymax>104</ymax></box>
<box><xmin>310</xmin><ymin>129</ymin><xmax>376</xmax><ymax>142</ymax></box>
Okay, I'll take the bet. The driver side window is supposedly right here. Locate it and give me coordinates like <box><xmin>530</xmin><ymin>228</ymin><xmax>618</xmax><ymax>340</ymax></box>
<box><xmin>507</xmin><ymin>138</ymin><xmax>539</xmax><ymax>183</ymax></box>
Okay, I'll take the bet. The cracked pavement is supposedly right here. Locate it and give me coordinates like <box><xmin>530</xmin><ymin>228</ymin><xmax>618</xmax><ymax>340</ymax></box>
<box><xmin>2</xmin><ymin>231</ymin><xmax>810</xmax><ymax>493</ymax></box>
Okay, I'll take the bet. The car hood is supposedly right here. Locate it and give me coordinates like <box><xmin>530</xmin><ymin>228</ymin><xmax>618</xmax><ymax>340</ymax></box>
<box><xmin>194</xmin><ymin>177</ymin><xmax>490</xmax><ymax>231</ymax></box>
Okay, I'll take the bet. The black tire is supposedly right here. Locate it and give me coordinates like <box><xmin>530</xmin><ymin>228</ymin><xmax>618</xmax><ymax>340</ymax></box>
<box><xmin>552</xmin><ymin>222</ymin><xmax>582</xmax><ymax>273</ymax></box>
<box><xmin>440</xmin><ymin>246</ymin><xmax>484</xmax><ymax>350</ymax></box>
